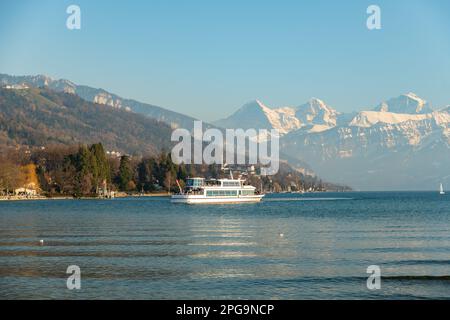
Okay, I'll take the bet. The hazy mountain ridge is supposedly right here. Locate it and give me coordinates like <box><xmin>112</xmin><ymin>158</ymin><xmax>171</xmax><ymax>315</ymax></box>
<box><xmin>0</xmin><ymin>73</ymin><xmax>199</xmax><ymax>130</ymax></box>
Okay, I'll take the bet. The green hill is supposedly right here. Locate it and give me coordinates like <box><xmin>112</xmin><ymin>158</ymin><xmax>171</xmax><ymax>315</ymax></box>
<box><xmin>0</xmin><ymin>88</ymin><xmax>173</xmax><ymax>155</ymax></box>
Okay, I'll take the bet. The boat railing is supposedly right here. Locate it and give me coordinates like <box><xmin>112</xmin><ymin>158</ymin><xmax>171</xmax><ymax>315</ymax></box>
<box><xmin>204</xmin><ymin>181</ymin><xmax>221</xmax><ymax>186</ymax></box>
<box><xmin>181</xmin><ymin>189</ymin><xmax>205</xmax><ymax>196</ymax></box>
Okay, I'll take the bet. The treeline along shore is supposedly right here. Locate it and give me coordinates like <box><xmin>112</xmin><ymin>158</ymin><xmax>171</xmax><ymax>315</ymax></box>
<box><xmin>0</xmin><ymin>143</ymin><xmax>350</xmax><ymax>200</ymax></box>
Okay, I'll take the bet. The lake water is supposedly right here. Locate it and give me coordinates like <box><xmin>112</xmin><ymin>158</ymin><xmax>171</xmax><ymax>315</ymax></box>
<box><xmin>0</xmin><ymin>192</ymin><xmax>449</xmax><ymax>300</ymax></box>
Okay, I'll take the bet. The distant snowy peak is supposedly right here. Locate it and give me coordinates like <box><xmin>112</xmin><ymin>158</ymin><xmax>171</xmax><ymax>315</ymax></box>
<box><xmin>297</xmin><ymin>98</ymin><xmax>334</xmax><ymax>113</ymax></box>
<box><xmin>294</xmin><ymin>98</ymin><xmax>339</xmax><ymax>127</ymax></box>
<box><xmin>351</xmin><ymin>94</ymin><xmax>448</xmax><ymax>128</ymax></box>
<box><xmin>214</xmin><ymin>98</ymin><xmax>337</xmax><ymax>135</ymax></box>
<box><xmin>349</xmin><ymin>109</ymin><xmax>449</xmax><ymax>129</ymax></box>
<box><xmin>349</xmin><ymin>111</ymin><xmax>430</xmax><ymax>128</ymax></box>
<box><xmin>219</xmin><ymin>99</ymin><xmax>303</xmax><ymax>134</ymax></box>
<box><xmin>213</xmin><ymin>100</ymin><xmax>279</xmax><ymax>131</ymax></box>
<box><xmin>374</xmin><ymin>93</ymin><xmax>433</xmax><ymax>114</ymax></box>
<box><xmin>214</xmin><ymin>94</ymin><xmax>450</xmax><ymax>141</ymax></box>
<box><xmin>238</xmin><ymin>99</ymin><xmax>271</xmax><ymax>114</ymax></box>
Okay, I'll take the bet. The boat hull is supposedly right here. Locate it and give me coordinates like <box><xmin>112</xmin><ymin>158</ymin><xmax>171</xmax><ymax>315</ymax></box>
<box><xmin>171</xmin><ymin>194</ymin><xmax>264</xmax><ymax>204</ymax></box>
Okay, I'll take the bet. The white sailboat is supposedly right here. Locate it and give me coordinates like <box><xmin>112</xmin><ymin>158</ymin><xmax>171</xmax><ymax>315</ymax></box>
<box><xmin>440</xmin><ymin>183</ymin><xmax>445</xmax><ymax>195</ymax></box>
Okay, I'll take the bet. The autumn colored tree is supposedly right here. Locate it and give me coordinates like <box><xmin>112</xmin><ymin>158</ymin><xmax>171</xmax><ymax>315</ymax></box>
<box><xmin>0</xmin><ymin>161</ymin><xmax>24</xmax><ymax>194</ymax></box>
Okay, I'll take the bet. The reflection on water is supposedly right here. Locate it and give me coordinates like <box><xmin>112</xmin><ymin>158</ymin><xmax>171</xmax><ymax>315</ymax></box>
<box><xmin>0</xmin><ymin>192</ymin><xmax>449</xmax><ymax>299</ymax></box>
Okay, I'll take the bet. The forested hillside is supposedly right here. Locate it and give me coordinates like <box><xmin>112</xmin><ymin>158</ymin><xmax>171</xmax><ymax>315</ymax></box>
<box><xmin>0</xmin><ymin>88</ymin><xmax>173</xmax><ymax>155</ymax></box>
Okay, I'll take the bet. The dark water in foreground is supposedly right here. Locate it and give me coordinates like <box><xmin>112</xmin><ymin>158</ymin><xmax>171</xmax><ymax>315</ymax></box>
<box><xmin>0</xmin><ymin>192</ymin><xmax>449</xmax><ymax>300</ymax></box>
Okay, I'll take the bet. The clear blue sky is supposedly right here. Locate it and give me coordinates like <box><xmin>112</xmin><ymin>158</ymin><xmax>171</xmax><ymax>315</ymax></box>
<box><xmin>1</xmin><ymin>0</ymin><xmax>449</xmax><ymax>120</ymax></box>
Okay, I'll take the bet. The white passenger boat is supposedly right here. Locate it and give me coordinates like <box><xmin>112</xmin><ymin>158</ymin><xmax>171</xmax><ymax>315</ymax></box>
<box><xmin>171</xmin><ymin>177</ymin><xmax>264</xmax><ymax>204</ymax></box>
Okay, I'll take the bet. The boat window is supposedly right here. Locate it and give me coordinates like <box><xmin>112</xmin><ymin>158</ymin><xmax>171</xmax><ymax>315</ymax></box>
<box><xmin>187</xmin><ymin>179</ymin><xmax>204</xmax><ymax>187</ymax></box>
<box><xmin>206</xmin><ymin>190</ymin><xmax>238</xmax><ymax>197</ymax></box>
<box><xmin>241</xmin><ymin>190</ymin><xmax>255</xmax><ymax>196</ymax></box>
<box><xmin>222</xmin><ymin>181</ymin><xmax>241</xmax><ymax>187</ymax></box>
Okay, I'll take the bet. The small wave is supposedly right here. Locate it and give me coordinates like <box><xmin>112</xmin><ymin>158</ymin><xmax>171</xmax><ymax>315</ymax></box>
<box><xmin>271</xmin><ymin>275</ymin><xmax>450</xmax><ymax>283</ymax></box>
<box><xmin>383</xmin><ymin>275</ymin><xmax>450</xmax><ymax>281</ymax></box>
<box><xmin>385</xmin><ymin>260</ymin><xmax>450</xmax><ymax>266</ymax></box>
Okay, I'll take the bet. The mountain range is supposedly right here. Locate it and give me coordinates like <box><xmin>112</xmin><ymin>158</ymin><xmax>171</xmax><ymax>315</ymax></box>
<box><xmin>0</xmin><ymin>74</ymin><xmax>198</xmax><ymax>130</ymax></box>
<box><xmin>216</xmin><ymin>94</ymin><xmax>449</xmax><ymax>190</ymax></box>
<box><xmin>1</xmin><ymin>73</ymin><xmax>448</xmax><ymax>190</ymax></box>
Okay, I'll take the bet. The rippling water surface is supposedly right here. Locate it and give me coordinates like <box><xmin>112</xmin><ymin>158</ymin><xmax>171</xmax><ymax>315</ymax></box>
<box><xmin>0</xmin><ymin>192</ymin><xmax>449</xmax><ymax>299</ymax></box>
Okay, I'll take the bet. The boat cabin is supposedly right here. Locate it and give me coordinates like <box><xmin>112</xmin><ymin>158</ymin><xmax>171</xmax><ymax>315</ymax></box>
<box><xmin>185</xmin><ymin>178</ymin><xmax>243</xmax><ymax>189</ymax></box>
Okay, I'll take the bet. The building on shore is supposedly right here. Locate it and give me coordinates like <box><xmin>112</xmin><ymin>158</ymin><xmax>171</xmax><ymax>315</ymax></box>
<box><xmin>13</xmin><ymin>165</ymin><xmax>40</xmax><ymax>197</ymax></box>
<box><xmin>14</xmin><ymin>186</ymin><xmax>37</xmax><ymax>197</ymax></box>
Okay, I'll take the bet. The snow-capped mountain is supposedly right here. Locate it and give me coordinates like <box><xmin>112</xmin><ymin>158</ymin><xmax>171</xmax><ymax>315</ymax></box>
<box><xmin>214</xmin><ymin>93</ymin><xmax>449</xmax><ymax>190</ymax></box>
<box><xmin>0</xmin><ymin>73</ymin><xmax>199</xmax><ymax>130</ymax></box>
<box><xmin>374</xmin><ymin>92</ymin><xmax>433</xmax><ymax>114</ymax></box>
<box><xmin>280</xmin><ymin>95</ymin><xmax>449</xmax><ymax>191</ymax></box>
<box><xmin>214</xmin><ymin>98</ymin><xmax>339</xmax><ymax>135</ymax></box>
<box><xmin>213</xmin><ymin>100</ymin><xmax>299</xmax><ymax>134</ymax></box>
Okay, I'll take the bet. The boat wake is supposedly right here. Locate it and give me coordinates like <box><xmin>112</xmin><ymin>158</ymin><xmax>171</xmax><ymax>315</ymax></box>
<box><xmin>264</xmin><ymin>197</ymin><xmax>354</xmax><ymax>202</ymax></box>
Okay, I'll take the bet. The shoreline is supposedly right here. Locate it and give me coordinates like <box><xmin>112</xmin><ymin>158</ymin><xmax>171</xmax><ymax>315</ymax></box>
<box><xmin>2</xmin><ymin>191</ymin><xmax>437</xmax><ymax>203</ymax></box>
<box><xmin>0</xmin><ymin>193</ymin><xmax>171</xmax><ymax>202</ymax></box>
